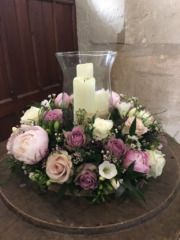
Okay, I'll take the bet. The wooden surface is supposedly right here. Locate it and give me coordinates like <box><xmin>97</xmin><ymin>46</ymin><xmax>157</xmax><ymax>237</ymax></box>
<box><xmin>0</xmin><ymin>139</ymin><xmax>180</xmax><ymax>239</ymax></box>
<box><xmin>0</xmin><ymin>0</ymin><xmax>78</xmax><ymax>142</ymax></box>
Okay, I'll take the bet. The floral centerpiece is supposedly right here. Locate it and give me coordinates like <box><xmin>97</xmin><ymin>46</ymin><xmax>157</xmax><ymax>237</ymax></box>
<box><xmin>6</xmin><ymin>91</ymin><xmax>166</xmax><ymax>204</ymax></box>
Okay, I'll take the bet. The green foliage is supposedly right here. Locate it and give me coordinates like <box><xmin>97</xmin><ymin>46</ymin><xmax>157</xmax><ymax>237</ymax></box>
<box><xmin>129</xmin><ymin>117</ymin><xmax>136</xmax><ymax>136</ymax></box>
<box><xmin>57</xmin><ymin>184</ymin><xmax>68</xmax><ymax>198</ymax></box>
<box><xmin>110</xmin><ymin>108</ymin><xmax>121</xmax><ymax>122</ymax></box>
<box><xmin>7</xmin><ymin>157</ymin><xmax>24</xmax><ymax>179</ymax></box>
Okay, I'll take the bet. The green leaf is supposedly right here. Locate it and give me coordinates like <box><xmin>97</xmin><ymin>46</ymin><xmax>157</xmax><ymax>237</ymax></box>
<box><xmin>131</xmin><ymin>187</ymin><xmax>146</xmax><ymax>203</ymax></box>
<box><xmin>69</xmin><ymin>184</ymin><xmax>76</xmax><ymax>199</ymax></box>
<box><xmin>56</xmin><ymin>184</ymin><xmax>68</xmax><ymax>198</ymax></box>
<box><xmin>125</xmin><ymin>179</ymin><xmax>146</xmax><ymax>202</ymax></box>
<box><xmin>126</xmin><ymin>161</ymin><xmax>135</xmax><ymax>173</ymax></box>
<box><xmin>115</xmin><ymin>183</ymin><xmax>126</xmax><ymax>200</ymax></box>
<box><xmin>129</xmin><ymin>117</ymin><xmax>136</xmax><ymax>136</ymax></box>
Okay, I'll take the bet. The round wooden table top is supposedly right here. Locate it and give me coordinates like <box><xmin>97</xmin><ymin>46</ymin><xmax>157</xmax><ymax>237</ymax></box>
<box><xmin>0</xmin><ymin>138</ymin><xmax>180</xmax><ymax>240</ymax></box>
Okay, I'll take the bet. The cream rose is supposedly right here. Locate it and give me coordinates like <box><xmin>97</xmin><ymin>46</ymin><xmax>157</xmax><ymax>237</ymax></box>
<box><xmin>93</xmin><ymin>118</ymin><xmax>113</xmax><ymax>139</ymax></box>
<box><xmin>146</xmin><ymin>150</ymin><xmax>166</xmax><ymax>178</ymax></box>
<box><xmin>46</xmin><ymin>151</ymin><xmax>73</xmax><ymax>184</ymax></box>
<box><xmin>128</xmin><ymin>108</ymin><xmax>154</xmax><ymax>126</ymax></box>
<box><xmin>137</xmin><ymin>110</ymin><xmax>154</xmax><ymax>126</ymax></box>
<box><xmin>122</xmin><ymin>116</ymin><xmax>148</xmax><ymax>136</ymax></box>
<box><xmin>21</xmin><ymin>107</ymin><xmax>39</xmax><ymax>125</ymax></box>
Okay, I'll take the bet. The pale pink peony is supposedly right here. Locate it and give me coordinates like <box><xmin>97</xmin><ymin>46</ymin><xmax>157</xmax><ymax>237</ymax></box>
<box><xmin>44</xmin><ymin>109</ymin><xmax>63</xmax><ymax>122</ymax></box>
<box><xmin>123</xmin><ymin>150</ymin><xmax>149</xmax><ymax>173</ymax></box>
<box><xmin>11</xmin><ymin>126</ymin><xmax>49</xmax><ymax>164</ymax></box>
<box><xmin>107</xmin><ymin>90</ymin><xmax>121</xmax><ymax>107</ymax></box>
<box><xmin>55</xmin><ymin>93</ymin><xmax>71</xmax><ymax>108</ymax></box>
<box><xmin>46</xmin><ymin>151</ymin><xmax>73</xmax><ymax>183</ymax></box>
<box><xmin>122</xmin><ymin>116</ymin><xmax>148</xmax><ymax>136</ymax></box>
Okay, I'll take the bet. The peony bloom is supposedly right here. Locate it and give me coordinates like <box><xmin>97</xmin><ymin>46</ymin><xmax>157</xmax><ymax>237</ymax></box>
<box><xmin>146</xmin><ymin>150</ymin><xmax>166</xmax><ymax>178</ymax></box>
<box><xmin>64</xmin><ymin>126</ymin><xmax>86</xmax><ymax>148</ymax></box>
<box><xmin>44</xmin><ymin>109</ymin><xmax>63</xmax><ymax>122</ymax></box>
<box><xmin>117</xmin><ymin>102</ymin><xmax>131</xmax><ymax>117</ymax></box>
<box><xmin>55</xmin><ymin>93</ymin><xmax>71</xmax><ymax>108</ymax></box>
<box><xmin>99</xmin><ymin>161</ymin><xmax>117</xmax><ymax>179</ymax></box>
<box><xmin>93</xmin><ymin>118</ymin><xmax>113</xmax><ymax>139</ymax></box>
<box><xmin>106</xmin><ymin>138</ymin><xmax>127</xmax><ymax>157</ymax></box>
<box><xmin>75</xmin><ymin>164</ymin><xmax>98</xmax><ymax>190</ymax></box>
<box><xmin>21</xmin><ymin>107</ymin><xmax>40</xmax><ymax>125</ymax></box>
<box><xmin>122</xmin><ymin>116</ymin><xmax>148</xmax><ymax>136</ymax></box>
<box><xmin>123</xmin><ymin>150</ymin><xmax>149</xmax><ymax>173</ymax></box>
<box><xmin>46</xmin><ymin>150</ymin><xmax>73</xmax><ymax>184</ymax></box>
<box><xmin>107</xmin><ymin>90</ymin><xmax>121</xmax><ymax>107</ymax></box>
<box><xmin>11</xmin><ymin>126</ymin><xmax>49</xmax><ymax>165</ymax></box>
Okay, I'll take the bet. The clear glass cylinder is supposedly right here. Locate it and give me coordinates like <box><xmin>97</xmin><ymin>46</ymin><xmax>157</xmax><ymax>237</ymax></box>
<box><xmin>56</xmin><ymin>51</ymin><xmax>117</xmax><ymax>118</ymax></box>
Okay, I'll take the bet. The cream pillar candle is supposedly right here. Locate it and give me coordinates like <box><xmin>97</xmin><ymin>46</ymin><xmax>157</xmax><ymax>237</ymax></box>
<box><xmin>77</xmin><ymin>63</ymin><xmax>93</xmax><ymax>78</ymax></box>
<box><xmin>95</xmin><ymin>92</ymin><xmax>109</xmax><ymax>112</ymax></box>
<box><xmin>73</xmin><ymin>77</ymin><xmax>96</xmax><ymax>113</ymax></box>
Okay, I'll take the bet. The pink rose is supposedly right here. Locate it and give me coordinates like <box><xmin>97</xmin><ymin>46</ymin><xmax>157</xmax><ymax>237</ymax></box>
<box><xmin>75</xmin><ymin>164</ymin><xmax>98</xmax><ymax>190</ymax></box>
<box><xmin>122</xmin><ymin>116</ymin><xmax>148</xmax><ymax>136</ymax></box>
<box><xmin>107</xmin><ymin>90</ymin><xmax>120</xmax><ymax>107</ymax></box>
<box><xmin>106</xmin><ymin>138</ymin><xmax>127</xmax><ymax>157</ymax></box>
<box><xmin>123</xmin><ymin>150</ymin><xmax>149</xmax><ymax>173</ymax></box>
<box><xmin>44</xmin><ymin>109</ymin><xmax>63</xmax><ymax>122</ymax></box>
<box><xmin>10</xmin><ymin>126</ymin><xmax>49</xmax><ymax>165</ymax></box>
<box><xmin>55</xmin><ymin>93</ymin><xmax>71</xmax><ymax>108</ymax></box>
<box><xmin>64</xmin><ymin>126</ymin><xmax>86</xmax><ymax>148</ymax></box>
<box><xmin>46</xmin><ymin>150</ymin><xmax>73</xmax><ymax>183</ymax></box>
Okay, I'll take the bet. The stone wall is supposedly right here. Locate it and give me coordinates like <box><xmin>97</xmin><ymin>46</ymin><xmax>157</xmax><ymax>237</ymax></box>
<box><xmin>113</xmin><ymin>0</ymin><xmax>180</xmax><ymax>143</ymax></box>
<box><xmin>75</xmin><ymin>0</ymin><xmax>180</xmax><ymax>143</ymax></box>
<box><xmin>76</xmin><ymin>0</ymin><xmax>125</xmax><ymax>51</ymax></box>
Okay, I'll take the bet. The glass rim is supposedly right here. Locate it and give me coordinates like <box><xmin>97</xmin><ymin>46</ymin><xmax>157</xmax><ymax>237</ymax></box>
<box><xmin>56</xmin><ymin>51</ymin><xmax>117</xmax><ymax>57</ymax></box>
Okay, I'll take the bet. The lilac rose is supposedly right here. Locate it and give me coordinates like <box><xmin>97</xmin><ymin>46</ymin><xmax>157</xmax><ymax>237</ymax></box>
<box><xmin>44</xmin><ymin>109</ymin><xmax>63</xmax><ymax>122</ymax></box>
<box><xmin>64</xmin><ymin>126</ymin><xmax>86</xmax><ymax>148</ymax></box>
<box><xmin>123</xmin><ymin>150</ymin><xmax>149</xmax><ymax>173</ymax></box>
<box><xmin>55</xmin><ymin>93</ymin><xmax>71</xmax><ymax>108</ymax></box>
<box><xmin>75</xmin><ymin>164</ymin><xmax>98</xmax><ymax>190</ymax></box>
<box><xmin>106</xmin><ymin>138</ymin><xmax>127</xmax><ymax>157</ymax></box>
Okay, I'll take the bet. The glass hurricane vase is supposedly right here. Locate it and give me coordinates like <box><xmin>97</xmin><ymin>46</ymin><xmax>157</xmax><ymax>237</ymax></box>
<box><xmin>56</xmin><ymin>51</ymin><xmax>117</xmax><ymax>119</ymax></box>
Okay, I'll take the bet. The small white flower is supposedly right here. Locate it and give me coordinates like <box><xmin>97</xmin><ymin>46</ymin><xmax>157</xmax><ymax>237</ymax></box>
<box><xmin>12</xmin><ymin>127</ymin><xmax>18</xmax><ymax>133</ymax></box>
<box><xmin>52</xmin><ymin>93</ymin><xmax>56</xmax><ymax>97</ymax></box>
<box><xmin>146</xmin><ymin>150</ymin><xmax>166</xmax><ymax>178</ymax></box>
<box><xmin>41</xmin><ymin>99</ymin><xmax>50</xmax><ymax>108</ymax></box>
<box><xmin>116</xmin><ymin>102</ymin><xmax>131</xmax><ymax>117</ymax></box>
<box><xmin>99</xmin><ymin>161</ymin><xmax>117</xmax><ymax>179</ymax></box>
<box><xmin>48</xmin><ymin>95</ymin><xmax>51</xmax><ymax>98</ymax></box>
<box><xmin>110</xmin><ymin>178</ymin><xmax>120</xmax><ymax>190</ymax></box>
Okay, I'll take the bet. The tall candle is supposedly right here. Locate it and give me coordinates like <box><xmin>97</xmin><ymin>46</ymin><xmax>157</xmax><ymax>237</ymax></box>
<box><xmin>73</xmin><ymin>77</ymin><xmax>95</xmax><ymax>113</ymax></box>
<box><xmin>77</xmin><ymin>63</ymin><xmax>93</xmax><ymax>78</ymax></box>
<box><xmin>74</xmin><ymin>63</ymin><xmax>95</xmax><ymax>113</ymax></box>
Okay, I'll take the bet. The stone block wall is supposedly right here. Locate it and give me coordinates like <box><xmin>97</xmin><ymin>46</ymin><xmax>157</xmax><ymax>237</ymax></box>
<box><xmin>76</xmin><ymin>0</ymin><xmax>180</xmax><ymax>143</ymax></box>
<box><xmin>76</xmin><ymin>0</ymin><xmax>125</xmax><ymax>51</ymax></box>
<box><xmin>113</xmin><ymin>0</ymin><xmax>180</xmax><ymax>143</ymax></box>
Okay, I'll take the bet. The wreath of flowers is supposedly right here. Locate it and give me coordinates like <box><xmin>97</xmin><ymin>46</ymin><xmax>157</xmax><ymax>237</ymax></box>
<box><xmin>6</xmin><ymin>91</ymin><xmax>167</xmax><ymax>204</ymax></box>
